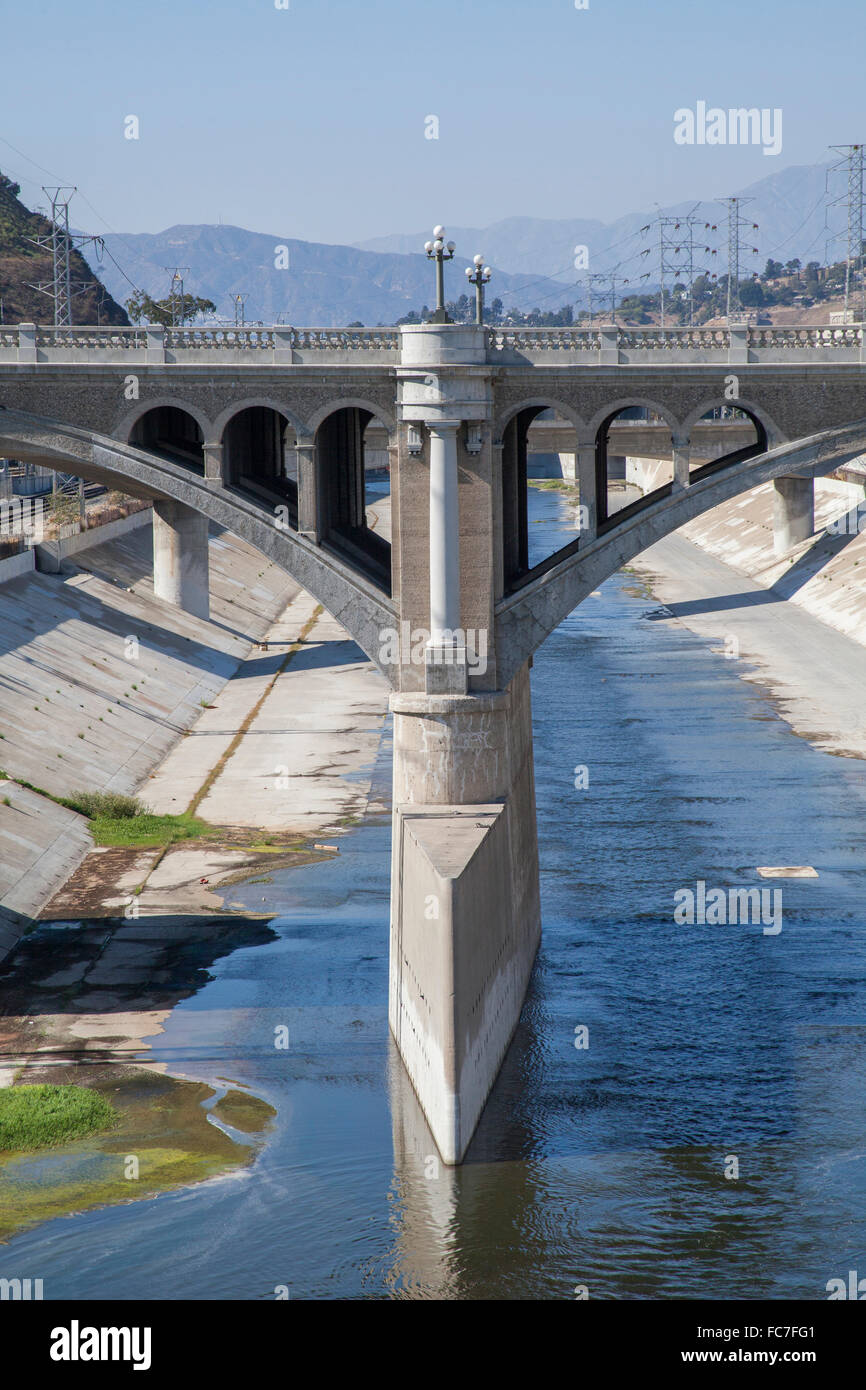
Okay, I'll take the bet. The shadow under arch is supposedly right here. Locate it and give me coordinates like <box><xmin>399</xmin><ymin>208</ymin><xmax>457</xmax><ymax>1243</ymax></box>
<box><xmin>222</xmin><ymin>403</ymin><xmax>298</xmax><ymax>525</ymax></box>
<box><xmin>128</xmin><ymin>404</ymin><xmax>205</xmax><ymax>475</ymax></box>
<box><xmin>501</xmin><ymin>402</ymin><xmax>581</xmax><ymax>592</ymax></box>
<box><xmin>0</xmin><ymin>408</ymin><xmax>398</xmax><ymax>682</ymax></box>
<box><xmin>315</xmin><ymin>404</ymin><xmax>391</xmax><ymax>596</ymax></box>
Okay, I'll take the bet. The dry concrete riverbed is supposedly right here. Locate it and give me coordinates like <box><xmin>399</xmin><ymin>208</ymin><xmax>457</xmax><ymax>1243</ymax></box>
<box><xmin>0</xmin><ymin>571</ymin><xmax>390</xmax><ymax>1239</ymax></box>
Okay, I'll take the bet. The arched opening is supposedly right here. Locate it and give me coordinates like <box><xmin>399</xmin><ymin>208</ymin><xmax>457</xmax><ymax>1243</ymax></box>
<box><xmin>223</xmin><ymin>406</ymin><xmax>297</xmax><ymax>524</ymax></box>
<box><xmin>596</xmin><ymin>405</ymin><xmax>674</xmax><ymax>532</ymax></box>
<box><xmin>129</xmin><ymin>407</ymin><xmax>204</xmax><ymax>474</ymax></box>
<box><xmin>362</xmin><ymin>417</ymin><xmax>391</xmax><ymax>542</ymax></box>
<box><xmin>315</xmin><ymin>406</ymin><xmax>391</xmax><ymax>594</ymax></box>
<box><xmin>502</xmin><ymin>405</ymin><xmax>580</xmax><ymax>591</ymax></box>
<box><xmin>688</xmin><ymin>405</ymin><xmax>767</xmax><ymax>482</ymax></box>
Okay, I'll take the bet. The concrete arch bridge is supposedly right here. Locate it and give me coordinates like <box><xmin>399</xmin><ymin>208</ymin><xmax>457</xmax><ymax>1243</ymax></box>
<box><xmin>1</xmin><ymin>317</ymin><xmax>865</xmax><ymax>1161</ymax></box>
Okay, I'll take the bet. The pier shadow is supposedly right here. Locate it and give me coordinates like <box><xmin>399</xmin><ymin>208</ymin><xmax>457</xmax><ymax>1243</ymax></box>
<box><xmin>0</xmin><ymin>913</ymin><xmax>278</xmax><ymax>1071</ymax></box>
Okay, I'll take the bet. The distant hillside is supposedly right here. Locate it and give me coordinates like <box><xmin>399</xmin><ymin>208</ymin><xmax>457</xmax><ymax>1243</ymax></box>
<box><xmin>0</xmin><ymin>172</ymin><xmax>128</xmax><ymax>327</ymax></box>
<box><xmin>94</xmin><ymin>224</ymin><xmax>549</xmax><ymax>328</ymax></box>
<box><xmin>78</xmin><ymin>158</ymin><xmax>851</xmax><ymax>328</ymax></box>
<box><xmin>356</xmin><ymin>162</ymin><xmax>837</xmax><ymax>287</ymax></box>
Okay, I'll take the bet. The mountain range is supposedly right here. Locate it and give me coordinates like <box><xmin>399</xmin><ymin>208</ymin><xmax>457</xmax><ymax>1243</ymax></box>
<box><xmin>15</xmin><ymin>158</ymin><xmax>850</xmax><ymax>328</ymax></box>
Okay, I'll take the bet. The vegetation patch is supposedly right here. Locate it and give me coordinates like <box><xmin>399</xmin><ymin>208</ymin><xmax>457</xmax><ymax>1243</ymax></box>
<box><xmin>210</xmin><ymin>1089</ymin><xmax>277</xmax><ymax>1134</ymax></box>
<box><xmin>61</xmin><ymin>790</ymin><xmax>212</xmax><ymax>848</ymax></box>
<box><xmin>0</xmin><ymin>1070</ymin><xmax>265</xmax><ymax>1242</ymax></box>
<box><xmin>0</xmin><ymin>1084</ymin><xmax>118</xmax><ymax>1152</ymax></box>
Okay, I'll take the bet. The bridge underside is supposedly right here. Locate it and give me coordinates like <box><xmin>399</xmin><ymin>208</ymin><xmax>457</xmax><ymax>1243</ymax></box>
<box><xmin>2</xmin><ymin>403</ymin><xmax>866</xmax><ymax>1163</ymax></box>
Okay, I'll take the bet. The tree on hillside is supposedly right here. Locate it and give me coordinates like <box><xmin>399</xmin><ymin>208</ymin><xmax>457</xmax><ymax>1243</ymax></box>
<box><xmin>125</xmin><ymin>289</ymin><xmax>216</xmax><ymax>327</ymax></box>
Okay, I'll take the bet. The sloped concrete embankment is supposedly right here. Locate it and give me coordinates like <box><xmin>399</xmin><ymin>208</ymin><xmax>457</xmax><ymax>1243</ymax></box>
<box><xmin>0</xmin><ymin>519</ymin><xmax>302</xmax><ymax>958</ymax></box>
<box><xmin>626</xmin><ymin>458</ymin><xmax>866</xmax><ymax>649</ymax></box>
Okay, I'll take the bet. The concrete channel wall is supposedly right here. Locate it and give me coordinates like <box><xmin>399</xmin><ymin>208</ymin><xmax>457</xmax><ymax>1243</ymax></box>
<box><xmin>0</xmin><ymin>521</ymin><xmax>300</xmax><ymax>960</ymax></box>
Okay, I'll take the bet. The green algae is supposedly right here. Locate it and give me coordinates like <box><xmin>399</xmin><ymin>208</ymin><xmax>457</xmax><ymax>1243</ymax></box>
<box><xmin>0</xmin><ymin>1068</ymin><xmax>272</xmax><ymax>1243</ymax></box>
<box><xmin>210</xmin><ymin>1089</ymin><xmax>277</xmax><ymax>1134</ymax></box>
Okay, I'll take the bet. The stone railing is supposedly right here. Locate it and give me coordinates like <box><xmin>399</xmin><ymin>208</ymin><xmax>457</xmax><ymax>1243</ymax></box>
<box><xmin>485</xmin><ymin>321</ymin><xmax>866</xmax><ymax>365</ymax></box>
<box><xmin>0</xmin><ymin>322</ymin><xmax>401</xmax><ymax>367</ymax></box>
<box><xmin>0</xmin><ymin>321</ymin><xmax>864</xmax><ymax>368</ymax></box>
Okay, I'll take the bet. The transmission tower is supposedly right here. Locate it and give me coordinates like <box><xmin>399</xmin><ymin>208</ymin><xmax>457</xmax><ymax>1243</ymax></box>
<box><xmin>162</xmin><ymin>267</ymin><xmax>190</xmax><ymax>327</ymax></box>
<box><xmin>641</xmin><ymin>214</ymin><xmax>716</xmax><ymax>327</ymax></box>
<box><xmin>582</xmin><ymin>272</ymin><xmax>608</xmax><ymax>325</ymax></box>
<box><xmin>717</xmin><ymin>197</ymin><xmax>759</xmax><ymax>321</ymax></box>
<box><xmin>26</xmin><ymin>187</ymin><xmax>104</xmax><ymax>326</ymax></box>
<box><xmin>232</xmin><ymin>293</ymin><xmax>248</xmax><ymax>327</ymax></box>
<box><xmin>827</xmin><ymin>145</ymin><xmax>865</xmax><ymax>322</ymax></box>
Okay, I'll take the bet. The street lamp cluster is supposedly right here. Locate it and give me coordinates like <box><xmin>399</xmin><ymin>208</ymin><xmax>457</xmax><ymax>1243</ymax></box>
<box><xmin>424</xmin><ymin>226</ymin><xmax>492</xmax><ymax>325</ymax></box>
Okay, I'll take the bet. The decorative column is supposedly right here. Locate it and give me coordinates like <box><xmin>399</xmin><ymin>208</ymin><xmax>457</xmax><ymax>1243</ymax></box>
<box><xmin>203</xmin><ymin>441</ymin><xmax>224</xmax><ymax>486</ymax></box>
<box><xmin>426</xmin><ymin>420</ymin><xmax>462</xmax><ymax>651</ymax></box>
<box><xmin>575</xmin><ymin>443</ymin><xmax>598</xmax><ymax>541</ymax></box>
<box><xmin>295</xmin><ymin>439</ymin><xmax>319</xmax><ymax>540</ymax></box>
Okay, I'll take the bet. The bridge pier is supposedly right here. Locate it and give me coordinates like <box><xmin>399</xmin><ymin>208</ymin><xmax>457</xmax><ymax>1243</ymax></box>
<box><xmin>388</xmin><ymin>663</ymin><xmax>541</xmax><ymax>1164</ymax></box>
<box><xmin>152</xmin><ymin>499</ymin><xmax>210</xmax><ymax>620</ymax></box>
<box><xmin>773</xmin><ymin>475</ymin><xmax>814</xmax><ymax>555</ymax></box>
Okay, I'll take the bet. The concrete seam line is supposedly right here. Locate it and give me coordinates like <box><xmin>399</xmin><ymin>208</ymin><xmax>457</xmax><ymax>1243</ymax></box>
<box><xmin>183</xmin><ymin>603</ymin><xmax>324</xmax><ymax>820</ymax></box>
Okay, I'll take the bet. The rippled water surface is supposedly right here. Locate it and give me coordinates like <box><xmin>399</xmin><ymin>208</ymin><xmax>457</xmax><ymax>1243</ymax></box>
<box><xmin>4</xmin><ymin>488</ymin><xmax>866</xmax><ymax>1299</ymax></box>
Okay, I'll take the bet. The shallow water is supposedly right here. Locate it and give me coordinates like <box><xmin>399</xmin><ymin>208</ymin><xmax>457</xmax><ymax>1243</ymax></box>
<box><xmin>3</xmin><ymin>487</ymin><xmax>866</xmax><ymax>1299</ymax></box>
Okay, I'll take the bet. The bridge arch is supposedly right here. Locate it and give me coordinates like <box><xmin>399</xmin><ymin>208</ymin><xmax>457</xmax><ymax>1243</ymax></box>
<box><xmin>124</xmin><ymin>402</ymin><xmax>208</xmax><ymax>475</ymax></box>
<box><xmin>586</xmin><ymin>396</ymin><xmax>680</xmax><ymax>440</ymax></box>
<box><xmin>312</xmin><ymin>402</ymin><xmax>393</xmax><ymax>595</ymax></box>
<box><xmin>680</xmin><ymin>396</ymin><xmax>785</xmax><ymax>447</ymax></box>
<box><xmin>306</xmin><ymin>396</ymin><xmax>397</xmax><ymax>438</ymax></box>
<box><xmin>0</xmin><ymin>408</ymin><xmax>397</xmax><ymax>681</ymax></box>
<box><xmin>220</xmin><ymin>402</ymin><xmax>298</xmax><ymax>521</ymax></box>
<box><xmin>212</xmin><ymin>396</ymin><xmax>307</xmax><ymax>443</ymax></box>
<box><xmin>495</xmin><ymin>419</ymin><xmax>866</xmax><ymax>687</ymax></box>
<box><xmin>497</xmin><ymin>399</ymin><xmax>583</xmax><ymax>592</ymax></box>
<box><xmin>115</xmin><ymin>397</ymin><xmax>213</xmax><ymax>447</ymax></box>
<box><xmin>494</xmin><ymin>396</ymin><xmax>585</xmax><ymax>443</ymax></box>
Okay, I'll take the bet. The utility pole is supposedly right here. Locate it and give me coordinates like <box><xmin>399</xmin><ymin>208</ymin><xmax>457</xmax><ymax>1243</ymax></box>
<box><xmin>717</xmin><ymin>197</ymin><xmax>759</xmax><ymax>321</ymax></box>
<box><xmin>26</xmin><ymin>187</ymin><xmax>104</xmax><ymax>326</ymax></box>
<box><xmin>827</xmin><ymin>145</ymin><xmax>865</xmax><ymax>322</ymax></box>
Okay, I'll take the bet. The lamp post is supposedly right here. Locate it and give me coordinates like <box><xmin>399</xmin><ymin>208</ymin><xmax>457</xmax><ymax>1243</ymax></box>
<box><xmin>465</xmin><ymin>254</ymin><xmax>492</xmax><ymax>325</ymax></box>
<box><xmin>424</xmin><ymin>225</ymin><xmax>456</xmax><ymax>323</ymax></box>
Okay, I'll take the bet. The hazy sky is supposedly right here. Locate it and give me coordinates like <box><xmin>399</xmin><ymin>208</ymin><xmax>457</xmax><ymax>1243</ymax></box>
<box><xmin>1</xmin><ymin>0</ymin><xmax>864</xmax><ymax>246</ymax></box>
